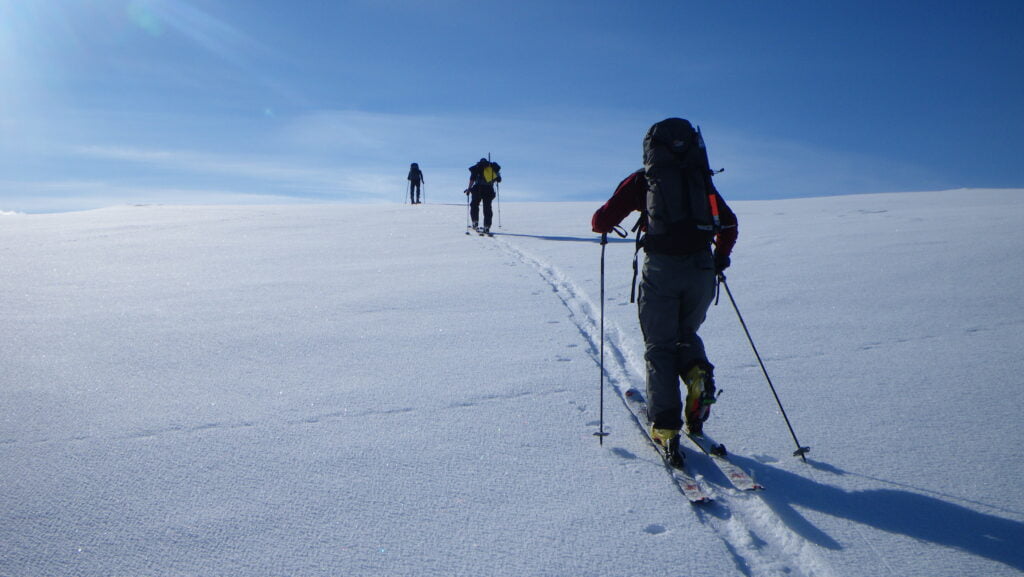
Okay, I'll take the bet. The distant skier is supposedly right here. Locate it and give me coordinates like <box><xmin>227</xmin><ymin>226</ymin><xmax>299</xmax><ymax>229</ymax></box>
<box><xmin>591</xmin><ymin>118</ymin><xmax>738</xmax><ymax>463</ymax></box>
<box><xmin>408</xmin><ymin>163</ymin><xmax>424</xmax><ymax>204</ymax></box>
<box><xmin>465</xmin><ymin>158</ymin><xmax>501</xmax><ymax>233</ymax></box>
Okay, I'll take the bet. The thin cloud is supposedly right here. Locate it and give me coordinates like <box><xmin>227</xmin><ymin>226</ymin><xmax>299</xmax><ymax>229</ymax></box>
<box><xmin>74</xmin><ymin>145</ymin><xmax>333</xmax><ymax>182</ymax></box>
<box><xmin>707</xmin><ymin>128</ymin><xmax>943</xmax><ymax>199</ymax></box>
<box><xmin>68</xmin><ymin>145</ymin><xmax>405</xmax><ymax>203</ymax></box>
<box><xmin>0</xmin><ymin>178</ymin><xmax>324</xmax><ymax>213</ymax></box>
<box><xmin>6</xmin><ymin>109</ymin><xmax>947</xmax><ymax>213</ymax></box>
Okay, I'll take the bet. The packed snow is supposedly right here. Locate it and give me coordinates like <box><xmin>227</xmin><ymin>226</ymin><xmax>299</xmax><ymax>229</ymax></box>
<box><xmin>2</xmin><ymin>189</ymin><xmax>1022</xmax><ymax>577</ymax></box>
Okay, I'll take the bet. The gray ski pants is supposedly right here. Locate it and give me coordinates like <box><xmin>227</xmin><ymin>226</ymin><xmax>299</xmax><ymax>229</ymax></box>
<box><xmin>637</xmin><ymin>250</ymin><xmax>717</xmax><ymax>430</ymax></box>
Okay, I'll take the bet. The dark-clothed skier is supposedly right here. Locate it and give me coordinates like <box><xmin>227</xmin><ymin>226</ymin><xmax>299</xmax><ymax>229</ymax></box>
<box><xmin>592</xmin><ymin>118</ymin><xmax>738</xmax><ymax>461</ymax></box>
<box><xmin>408</xmin><ymin>163</ymin><xmax>424</xmax><ymax>204</ymax></box>
<box><xmin>465</xmin><ymin>158</ymin><xmax>501</xmax><ymax>233</ymax></box>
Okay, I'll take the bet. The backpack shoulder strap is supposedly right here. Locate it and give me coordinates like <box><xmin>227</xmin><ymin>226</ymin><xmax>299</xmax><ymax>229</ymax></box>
<box><xmin>629</xmin><ymin>211</ymin><xmax>647</xmax><ymax>303</ymax></box>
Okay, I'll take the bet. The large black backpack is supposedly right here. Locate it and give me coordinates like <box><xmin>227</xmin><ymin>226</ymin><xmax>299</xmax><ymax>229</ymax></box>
<box><xmin>641</xmin><ymin>118</ymin><xmax>719</xmax><ymax>255</ymax></box>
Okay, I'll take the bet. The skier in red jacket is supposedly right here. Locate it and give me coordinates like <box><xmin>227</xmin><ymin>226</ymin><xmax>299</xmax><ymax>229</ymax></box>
<box><xmin>592</xmin><ymin>140</ymin><xmax>738</xmax><ymax>462</ymax></box>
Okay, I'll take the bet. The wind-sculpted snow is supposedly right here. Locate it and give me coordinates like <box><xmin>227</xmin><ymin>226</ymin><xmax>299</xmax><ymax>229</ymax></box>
<box><xmin>1</xmin><ymin>191</ymin><xmax>1023</xmax><ymax>577</ymax></box>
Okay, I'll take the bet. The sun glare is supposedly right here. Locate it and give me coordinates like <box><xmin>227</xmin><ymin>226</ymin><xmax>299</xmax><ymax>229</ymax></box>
<box><xmin>127</xmin><ymin>1</ymin><xmax>165</xmax><ymax>37</ymax></box>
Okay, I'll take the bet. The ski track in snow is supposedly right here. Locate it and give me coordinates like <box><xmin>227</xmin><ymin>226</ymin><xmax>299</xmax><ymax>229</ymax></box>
<box><xmin>490</xmin><ymin>234</ymin><xmax>840</xmax><ymax>577</ymax></box>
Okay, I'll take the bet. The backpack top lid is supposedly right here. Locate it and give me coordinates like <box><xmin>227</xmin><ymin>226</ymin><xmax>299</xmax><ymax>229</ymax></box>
<box><xmin>644</xmin><ymin>118</ymin><xmax>698</xmax><ymax>167</ymax></box>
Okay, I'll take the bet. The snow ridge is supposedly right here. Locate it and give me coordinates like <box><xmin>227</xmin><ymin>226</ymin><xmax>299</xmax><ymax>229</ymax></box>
<box><xmin>491</xmin><ymin>234</ymin><xmax>839</xmax><ymax>577</ymax></box>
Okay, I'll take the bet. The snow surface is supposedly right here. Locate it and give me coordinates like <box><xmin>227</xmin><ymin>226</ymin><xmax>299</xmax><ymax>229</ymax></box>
<box><xmin>2</xmin><ymin>190</ymin><xmax>1023</xmax><ymax>577</ymax></box>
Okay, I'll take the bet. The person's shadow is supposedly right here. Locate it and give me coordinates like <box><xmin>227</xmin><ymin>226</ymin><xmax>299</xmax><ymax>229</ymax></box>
<box><xmin>726</xmin><ymin>455</ymin><xmax>1024</xmax><ymax>571</ymax></box>
<box><xmin>493</xmin><ymin>232</ymin><xmax>633</xmax><ymax>244</ymax></box>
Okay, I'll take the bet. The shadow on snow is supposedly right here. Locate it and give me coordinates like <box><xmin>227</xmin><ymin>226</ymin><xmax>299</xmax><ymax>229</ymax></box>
<box><xmin>493</xmin><ymin>232</ymin><xmax>633</xmax><ymax>244</ymax></box>
<box><xmin>734</xmin><ymin>455</ymin><xmax>1024</xmax><ymax>571</ymax></box>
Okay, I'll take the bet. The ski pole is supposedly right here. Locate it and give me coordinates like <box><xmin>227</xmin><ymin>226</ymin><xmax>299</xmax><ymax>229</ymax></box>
<box><xmin>494</xmin><ymin>183</ymin><xmax>502</xmax><ymax>229</ymax></box>
<box><xmin>595</xmin><ymin>233</ymin><xmax>610</xmax><ymax>444</ymax></box>
<box><xmin>719</xmin><ymin>275</ymin><xmax>810</xmax><ymax>461</ymax></box>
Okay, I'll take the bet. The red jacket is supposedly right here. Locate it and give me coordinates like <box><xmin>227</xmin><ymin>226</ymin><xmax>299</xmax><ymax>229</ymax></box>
<box><xmin>592</xmin><ymin>169</ymin><xmax>738</xmax><ymax>258</ymax></box>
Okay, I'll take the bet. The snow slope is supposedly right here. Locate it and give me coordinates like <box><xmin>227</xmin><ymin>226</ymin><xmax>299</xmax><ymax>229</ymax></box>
<box><xmin>1</xmin><ymin>190</ymin><xmax>1022</xmax><ymax>577</ymax></box>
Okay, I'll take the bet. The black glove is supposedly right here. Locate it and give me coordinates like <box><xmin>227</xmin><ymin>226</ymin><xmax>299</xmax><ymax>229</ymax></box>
<box><xmin>714</xmin><ymin>252</ymin><xmax>731</xmax><ymax>274</ymax></box>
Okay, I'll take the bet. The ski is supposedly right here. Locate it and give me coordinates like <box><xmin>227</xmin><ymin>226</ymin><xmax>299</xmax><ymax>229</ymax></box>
<box><xmin>685</xmin><ymin>432</ymin><xmax>764</xmax><ymax>491</ymax></box>
<box><xmin>623</xmin><ymin>388</ymin><xmax>712</xmax><ymax>504</ymax></box>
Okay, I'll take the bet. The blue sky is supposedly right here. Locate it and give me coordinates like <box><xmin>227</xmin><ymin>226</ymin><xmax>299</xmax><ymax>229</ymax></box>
<box><xmin>1</xmin><ymin>0</ymin><xmax>1022</xmax><ymax>212</ymax></box>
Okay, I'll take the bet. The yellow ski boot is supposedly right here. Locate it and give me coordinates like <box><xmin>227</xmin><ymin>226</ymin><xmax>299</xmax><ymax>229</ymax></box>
<box><xmin>683</xmin><ymin>363</ymin><xmax>716</xmax><ymax>436</ymax></box>
<box><xmin>651</xmin><ymin>426</ymin><xmax>683</xmax><ymax>468</ymax></box>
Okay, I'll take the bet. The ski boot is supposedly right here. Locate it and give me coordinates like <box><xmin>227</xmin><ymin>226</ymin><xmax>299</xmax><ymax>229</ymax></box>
<box><xmin>651</xmin><ymin>427</ymin><xmax>684</xmax><ymax>468</ymax></box>
<box><xmin>683</xmin><ymin>362</ymin><xmax>716</xmax><ymax>436</ymax></box>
